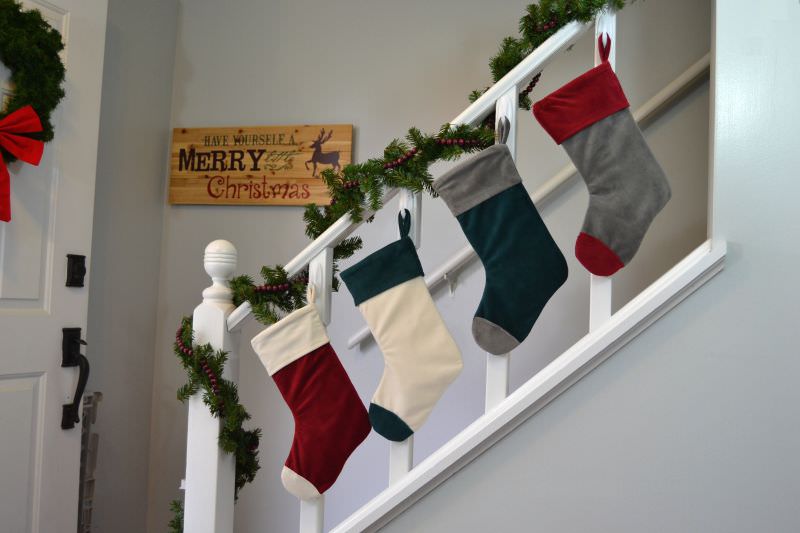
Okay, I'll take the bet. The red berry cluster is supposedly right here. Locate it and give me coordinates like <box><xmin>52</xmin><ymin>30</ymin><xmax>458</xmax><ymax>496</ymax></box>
<box><xmin>520</xmin><ymin>72</ymin><xmax>542</xmax><ymax>98</ymax></box>
<box><xmin>175</xmin><ymin>325</ymin><xmax>223</xmax><ymax>409</ymax></box>
<box><xmin>200</xmin><ymin>359</ymin><xmax>222</xmax><ymax>407</ymax></box>
<box><xmin>383</xmin><ymin>147</ymin><xmax>419</xmax><ymax>170</ymax></box>
<box><xmin>176</xmin><ymin>326</ymin><xmax>193</xmax><ymax>357</ymax></box>
<box><xmin>342</xmin><ymin>180</ymin><xmax>359</xmax><ymax>190</ymax></box>
<box><xmin>435</xmin><ymin>138</ymin><xmax>481</xmax><ymax>147</ymax></box>
<box><xmin>536</xmin><ymin>19</ymin><xmax>558</xmax><ymax>32</ymax></box>
<box><xmin>254</xmin><ymin>282</ymin><xmax>290</xmax><ymax>293</ymax></box>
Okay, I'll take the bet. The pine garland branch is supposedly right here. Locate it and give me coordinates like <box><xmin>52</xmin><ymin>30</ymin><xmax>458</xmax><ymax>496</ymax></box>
<box><xmin>471</xmin><ymin>0</ymin><xmax>627</xmax><ymax>109</ymax></box>
<box><xmin>167</xmin><ymin>499</ymin><xmax>183</xmax><ymax>533</ymax></box>
<box><xmin>173</xmin><ymin>317</ymin><xmax>261</xmax><ymax>498</ymax></box>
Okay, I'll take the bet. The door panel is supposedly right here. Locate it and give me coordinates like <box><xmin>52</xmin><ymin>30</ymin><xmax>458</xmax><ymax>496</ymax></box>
<box><xmin>0</xmin><ymin>153</ymin><xmax>55</xmax><ymax>305</ymax></box>
<box><xmin>0</xmin><ymin>1</ymin><xmax>67</xmax><ymax>309</ymax></box>
<box><xmin>0</xmin><ymin>374</ymin><xmax>44</xmax><ymax>533</ymax></box>
<box><xmin>0</xmin><ymin>1</ymin><xmax>107</xmax><ymax>532</ymax></box>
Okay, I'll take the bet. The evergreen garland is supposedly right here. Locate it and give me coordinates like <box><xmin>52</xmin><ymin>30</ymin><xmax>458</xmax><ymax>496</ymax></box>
<box><xmin>470</xmin><ymin>0</ymin><xmax>626</xmax><ymax>109</ymax></box>
<box><xmin>169</xmin><ymin>1</ymin><xmax>630</xmax><ymax>529</ymax></box>
<box><xmin>174</xmin><ymin>317</ymin><xmax>261</xmax><ymax>494</ymax></box>
<box><xmin>0</xmin><ymin>0</ymin><xmax>65</xmax><ymax>161</ymax></box>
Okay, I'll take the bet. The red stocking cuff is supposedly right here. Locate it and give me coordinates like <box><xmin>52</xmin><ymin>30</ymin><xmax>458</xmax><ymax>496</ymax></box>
<box><xmin>533</xmin><ymin>62</ymin><xmax>629</xmax><ymax>145</ymax></box>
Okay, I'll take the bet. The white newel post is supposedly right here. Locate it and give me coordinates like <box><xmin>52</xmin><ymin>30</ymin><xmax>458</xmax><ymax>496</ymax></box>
<box><xmin>589</xmin><ymin>10</ymin><xmax>617</xmax><ymax>331</ymax></box>
<box><xmin>184</xmin><ymin>240</ymin><xmax>238</xmax><ymax>533</ymax></box>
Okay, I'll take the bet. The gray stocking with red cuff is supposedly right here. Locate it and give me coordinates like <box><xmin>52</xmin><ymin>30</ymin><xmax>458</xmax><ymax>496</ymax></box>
<box><xmin>533</xmin><ymin>35</ymin><xmax>671</xmax><ymax>276</ymax></box>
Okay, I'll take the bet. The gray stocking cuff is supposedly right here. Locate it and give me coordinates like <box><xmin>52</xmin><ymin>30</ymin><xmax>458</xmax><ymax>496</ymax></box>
<box><xmin>433</xmin><ymin>144</ymin><xmax>522</xmax><ymax>217</ymax></box>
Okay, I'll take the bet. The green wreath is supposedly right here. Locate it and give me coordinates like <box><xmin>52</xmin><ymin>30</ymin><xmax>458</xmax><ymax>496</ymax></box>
<box><xmin>0</xmin><ymin>0</ymin><xmax>65</xmax><ymax>160</ymax></box>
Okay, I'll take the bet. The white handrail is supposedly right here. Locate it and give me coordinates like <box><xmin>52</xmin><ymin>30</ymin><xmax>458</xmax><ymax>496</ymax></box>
<box><xmin>347</xmin><ymin>53</ymin><xmax>711</xmax><ymax>348</ymax></box>
<box><xmin>226</xmin><ymin>21</ymin><xmax>593</xmax><ymax>333</ymax></box>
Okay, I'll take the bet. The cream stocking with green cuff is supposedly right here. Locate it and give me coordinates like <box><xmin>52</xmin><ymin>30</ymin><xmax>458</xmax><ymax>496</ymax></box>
<box><xmin>341</xmin><ymin>211</ymin><xmax>462</xmax><ymax>441</ymax></box>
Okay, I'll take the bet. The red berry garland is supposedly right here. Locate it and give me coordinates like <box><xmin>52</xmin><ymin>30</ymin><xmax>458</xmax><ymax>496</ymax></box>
<box><xmin>254</xmin><ymin>282</ymin><xmax>292</xmax><ymax>293</ymax></box>
<box><xmin>520</xmin><ymin>72</ymin><xmax>542</xmax><ymax>99</ymax></box>
<box><xmin>175</xmin><ymin>325</ymin><xmax>224</xmax><ymax>408</ymax></box>
<box><xmin>382</xmin><ymin>139</ymin><xmax>483</xmax><ymax>170</ymax></box>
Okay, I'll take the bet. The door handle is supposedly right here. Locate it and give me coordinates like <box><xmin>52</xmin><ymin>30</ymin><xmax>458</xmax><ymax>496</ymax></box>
<box><xmin>61</xmin><ymin>328</ymin><xmax>90</xmax><ymax>430</ymax></box>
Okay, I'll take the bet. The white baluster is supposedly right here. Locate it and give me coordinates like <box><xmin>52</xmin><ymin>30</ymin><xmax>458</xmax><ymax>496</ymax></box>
<box><xmin>299</xmin><ymin>498</ymin><xmax>325</xmax><ymax>533</ymax></box>
<box><xmin>485</xmin><ymin>354</ymin><xmax>510</xmax><ymax>412</ymax></box>
<box><xmin>484</xmin><ymin>87</ymin><xmax>518</xmax><ymax>412</ymax></box>
<box><xmin>589</xmin><ymin>9</ymin><xmax>617</xmax><ymax>331</ymax></box>
<box><xmin>298</xmin><ymin>248</ymin><xmax>334</xmax><ymax>533</ymax></box>
<box><xmin>387</xmin><ymin>192</ymin><xmax>422</xmax><ymax>483</ymax></box>
<box><xmin>308</xmin><ymin>247</ymin><xmax>334</xmax><ymax>325</ymax></box>
<box><xmin>589</xmin><ymin>277</ymin><xmax>613</xmax><ymax>331</ymax></box>
<box><xmin>495</xmin><ymin>86</ymin><xmax>518</xmax><ymax>158</ymax></box>
<box><xmin>389</xmin><ymin>436</ymin><xmax>414</xmax><ymax>484</ymax></box>
<box><xmin>184</xmin><ymin>240</ymin><xmax>238</xmax><ymax>533</ymax></box>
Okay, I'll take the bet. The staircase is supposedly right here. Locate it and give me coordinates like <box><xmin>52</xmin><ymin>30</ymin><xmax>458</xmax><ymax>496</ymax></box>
<box><xmin>182</xmin><ymin>11</ymin><xmax>725</xmax><ymax>533</ymax></box>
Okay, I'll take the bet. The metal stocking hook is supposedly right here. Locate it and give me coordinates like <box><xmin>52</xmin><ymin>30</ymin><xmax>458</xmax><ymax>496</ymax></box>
<box><xmin>61</xmin><ymin>327</ymin><xmax>90</xmax><ymax>429</ymax></box>
<box><xmin>496</xmin><ymin>116</ymin><xmax>511</xmax><ymax>145</ymax></box>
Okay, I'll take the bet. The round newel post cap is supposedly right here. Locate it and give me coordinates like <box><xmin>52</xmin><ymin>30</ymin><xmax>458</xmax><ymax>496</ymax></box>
<box><xmin>203</xmin><ymin>240</ymin><xmax>236</xmax><ymax>302</ymax></box>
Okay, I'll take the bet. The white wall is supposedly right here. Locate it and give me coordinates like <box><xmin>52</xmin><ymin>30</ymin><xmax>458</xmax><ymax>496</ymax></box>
<box><xmin>380</xmin><ymin>1</ymin><xmax>800</xmax><ymax>531</ymax></box>
<box><xmin>87</xmin><ymin>1</ymin><xmax>177</xmax><ymax>532</ymax></box>
<box><xmin>145</xmin><ymin>1</ymin><xmax>711</xmax><ymax>531</ymax></box>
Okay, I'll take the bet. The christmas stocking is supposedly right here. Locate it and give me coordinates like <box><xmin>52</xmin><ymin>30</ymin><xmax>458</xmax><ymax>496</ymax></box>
<box><xmin>533</xmin><ymin>35</ymin><xmax>671</xmax><ymax>276</ymax></box>
<box><xmin>341</xmin><ymin>211</ymin><xmax>462</xmax><ymax>442</ymax></box>
<box><xmin>433</xmin><ymin>144</ymin><xmax>568</xmax><ymax>355</ymax></box>
<box><xmin>250</xmin><ymin>285</ymin><xmax>370</xmax><ymax>499</ymax></box>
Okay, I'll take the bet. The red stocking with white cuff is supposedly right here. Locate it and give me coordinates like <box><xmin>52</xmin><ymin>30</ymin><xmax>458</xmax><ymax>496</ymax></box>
<box><xmin>250</xmin><ymin>285</ymin><xmax>370</xmax><ymax>499</ymax></box>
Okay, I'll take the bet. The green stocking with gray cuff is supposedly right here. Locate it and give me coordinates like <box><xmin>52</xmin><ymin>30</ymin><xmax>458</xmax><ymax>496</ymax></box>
<box><xmin>341</xmin><ymin>211</ymin><xmax>462</xmax><ymax>442</ymax></box>
<box><xmin>433</xmin><ymin>144</ymin><xmax>568</xmax><ymax>355</ymax></box>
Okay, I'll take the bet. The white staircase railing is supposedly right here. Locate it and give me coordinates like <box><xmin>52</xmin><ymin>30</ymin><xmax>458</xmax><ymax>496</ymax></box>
<box><xmin>183</xmin><ymin>11</ymin><xmax>723</xmax><ymax>533</ymax></box>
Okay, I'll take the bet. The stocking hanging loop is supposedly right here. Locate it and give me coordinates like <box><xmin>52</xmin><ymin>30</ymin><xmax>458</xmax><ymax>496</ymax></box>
<box><xmin>496</xmin><ymin>116</ymin><xmax>511</xmax><ymax>145</ymax></box>
<box><xmin>398</xmin><ymin>209</ymin><xmax>411</xmax><ymax>238</ymax></box>
<box><xmin>598</xmin><ymin>33</ymin><xmax>612</xmax><ymax>63</ymax></box>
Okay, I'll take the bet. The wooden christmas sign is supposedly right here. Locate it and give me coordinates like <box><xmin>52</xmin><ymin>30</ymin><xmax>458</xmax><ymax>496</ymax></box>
<box><xmin>169</xmin><ymin>124</ymin><xmax>352</xmax><ymax>205</ymax></box>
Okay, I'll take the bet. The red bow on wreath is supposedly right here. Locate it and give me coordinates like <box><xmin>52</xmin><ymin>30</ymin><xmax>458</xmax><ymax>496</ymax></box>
<box><xmin>0</xmin><ymin>106</ymin><xmax>45</xmax><ymax>222</ymax></box>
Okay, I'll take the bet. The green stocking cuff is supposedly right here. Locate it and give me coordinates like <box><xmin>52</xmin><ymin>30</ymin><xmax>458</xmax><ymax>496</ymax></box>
<box><xmin>341</xmin><ymin>210</ymin><xmax>424</xmax><ymax>306</ymax></box>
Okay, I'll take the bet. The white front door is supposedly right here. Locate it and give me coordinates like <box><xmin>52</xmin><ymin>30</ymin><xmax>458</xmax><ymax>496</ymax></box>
<box><xmin>0</xmin><ymin>1</ymin><xmax>107</xmax><ymax>532</ymax></box>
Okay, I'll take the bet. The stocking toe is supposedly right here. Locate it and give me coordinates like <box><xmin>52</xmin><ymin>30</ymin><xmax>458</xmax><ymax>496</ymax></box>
<box><xmin>575</xmin><ymin>232</ymin><xmax>624</xmax><ymax>276</ymax></box>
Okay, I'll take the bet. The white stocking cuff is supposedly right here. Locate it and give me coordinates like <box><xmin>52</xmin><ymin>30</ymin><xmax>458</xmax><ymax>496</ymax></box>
<box><xmin>250</xmin><ymin>297</ymin><xmax>329</xmax><ymax>376</ymax></box>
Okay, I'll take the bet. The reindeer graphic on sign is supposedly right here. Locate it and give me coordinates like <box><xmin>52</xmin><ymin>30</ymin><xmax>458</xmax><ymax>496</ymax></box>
<box><xmin>305</xmin><ymin>128</ymin><xmax>341</xmax><ymax>177</ymax></box>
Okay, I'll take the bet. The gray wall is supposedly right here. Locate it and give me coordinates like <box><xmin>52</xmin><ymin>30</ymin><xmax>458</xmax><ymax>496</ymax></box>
<box><xmin>87</xmin><ymin>1</ymin><xmax>177</xmax><ymax>532</ymax></box>
<box><xmin>381</xmin><ymin>1</ymin><xmax>800</xmax><ymax>531</ymax></box>
<box><xmin>145</xmin><ymin>1</ymin><xmax>712</xmax><ymax>531</ymax></box>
